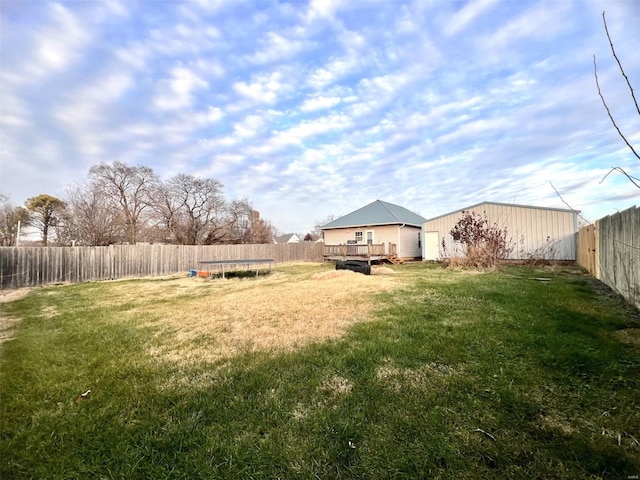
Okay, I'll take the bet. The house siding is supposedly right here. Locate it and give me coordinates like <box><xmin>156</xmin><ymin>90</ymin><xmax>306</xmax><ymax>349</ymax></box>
<box><xmin>324</xmin><ymin>225</ymin><xmax>399</xmax><ymax>249</ymax></box>
<box><xmin>399</xmin><ymin>226</ymin><xmax>422</xmax><ymax>259</ymax></box>
<box><xmin>324</xmin><ymin>225</ymin><xmax>418</xmax><ymax>256</ymax></box>
<box><xmin>422</xmin><ymin>203</ymin><xmax>578</xmax><ymax>260</ymax></box>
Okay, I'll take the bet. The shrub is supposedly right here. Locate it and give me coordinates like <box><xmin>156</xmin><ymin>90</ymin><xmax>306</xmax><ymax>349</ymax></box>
<box><xmin>445</xmin><ymin>210</ymin><xmax>513</xmax><ymax>268</ymax></box>
<box><xmin>519</xmin><ymin>235</ymin><xmax>559</xmax><ymax>265</ymax></box>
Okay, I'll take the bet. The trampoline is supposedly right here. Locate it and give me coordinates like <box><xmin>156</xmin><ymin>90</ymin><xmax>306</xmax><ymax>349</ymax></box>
<box><xmin>194</xmin><ymin>259</ymin><xmax>274</xmax><ymax>278</ymax></box>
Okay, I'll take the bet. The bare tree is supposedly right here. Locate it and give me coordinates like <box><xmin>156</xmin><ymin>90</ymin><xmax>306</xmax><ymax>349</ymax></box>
<box><xmin>244</xmin><ymin>210</ymin><xmax>275</xmax><ymax>244</ymax></box>
<box><xmin>25</xmin><ymin>194</ymin><xmax>66</xmax><ymax>246</ymax></box>
<box><xmin>162</xmin><ymin>174</ymin><xmax>226</xmax><ymax>245</ymax></box>
<box><xmin>594</xmin><ymin>11</ymin><xmax>639</xmax><ymax>188</ymax></box>
<box><xmin>89</xmin><ymin>161</ymin><xmax>159</xmax><ymax>244</ymax></box>
<box><xmin>312</xmin><ymin>214</ymin><xmax>341</xmax><ymax>240</ymax></box>
<box><xmin>0</xmin><ymin>195</ymin><xmax>30</xmax><ymax>246</ymax></box>
<box><xmin>150</xmin><ymin>181</ymin><xmax>181</xmax><ymax>244</ymax></box>
<box><xmin>65</xmin><ymin>182</ymin><xmax>122</xmax><ymax>245</ymax></box>
<box><xmin>224</xmin><ymin>198</ymin><xmax>253</xmax><ymax>244</ymax></box>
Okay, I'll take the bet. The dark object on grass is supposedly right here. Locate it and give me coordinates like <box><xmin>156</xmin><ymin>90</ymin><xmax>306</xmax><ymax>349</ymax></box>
<box><xmin>76</xmin><ymin>389</ymin><xmax>91</xmax><ymax>402</ymax></box>
<box><xmin>336</xmin><ymin>260</ymin><xmax>371</xmax><ymax>275</ymax></box>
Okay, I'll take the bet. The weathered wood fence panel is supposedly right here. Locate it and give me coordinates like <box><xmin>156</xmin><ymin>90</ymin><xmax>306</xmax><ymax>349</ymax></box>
<box><xmin>577</xmin><ymin>224</ymin><xmax>596</xmax><ymax>276</ymax></box>
<box><xmin>0</xmin><ymin>243</ymin><xmax>324</xmax><ymax>289</ymax></box>
<box><xmin>577</xmin><ymin>206</ymin><xmax>639</xmax><ymax>310</ymax></box>
<box><xmin>596</xmin><ymin>206</ymin><xmax>639</xmax><ymax>310</ymax></box>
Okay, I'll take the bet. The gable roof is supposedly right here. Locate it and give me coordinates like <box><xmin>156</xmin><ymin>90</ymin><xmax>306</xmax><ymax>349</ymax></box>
<box><xmin>321</xmin><ymin>200</ymin><xmax>427</xmax><ymax>229</ymax></box>
<box><xmin>274</xmin><ymin>233</ymin><xmax>300</xmax><ymax>243</ymax></box>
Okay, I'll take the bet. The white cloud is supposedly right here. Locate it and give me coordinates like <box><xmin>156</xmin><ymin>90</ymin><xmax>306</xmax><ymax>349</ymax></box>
<box><xmin>233</xmin><ymin>114</ymin><xmax>266</xmax><ymax>138</ymax></box>
<box><xmin>56</xmin><ymin>72</ymin><xmax>134</xmax><ymax>125</ymax></box>
<box><xmin>300</xmin><ymin>96</ymin><xmax>341</xmax><ymax>112</ymax></box>
<box><xmin>149</xmin><ymin>22</ymin><xmax>220</xmax><ymax>57</ymax></box>
<box><xmin>480</xmin><ymin>3</ymin><xmax>569</xmax><ymax>53</ymax></box>
<box><xmin>193</xmin><ymin>59</ymin><xmax>225</xmax><ymax>78</ymax></box>
<box><xmin>443</xmin><ymin>0</ymin><xmax>499</xmax><ymax>37</ymax></box>
<box><xmin>394</xmin><ymin>5</ymin><xmax>419</xmax><ymax>34</ymax></box>
<box><xmin>186</xmin><ymin>0</ymin><xmax>228</xmax><ymax>11</ymax></box>
<box><xmin>306</xmin><ymin>56</ymin><xmax>362</xmax><ymax>89</ymax></box>
<box><xmin>103</xmin><ymin>0</ymin><xmax>129</xmax><ymax>17</ymax></box>
<box><xmin>193</xmin><ymin>107</ymin><xmax>224</xmax><ymax>126</ymax></box>
<box><xmin>154</xmin><ymin>66</ymin><xmax>209</xmax><ymax>110</ymax></box>
<box><xmin>305</xmin><ymin>0</ymin><xmax>343</xmax><ymax>22</ymax></box>
<box><xmin>285</xmin><ymin>113</ymin><xmax>351</xmax><ymax>140</ymax></box>
<box><xmin>31</xmin><ymin>3</ymin><xmax>90</xmax><ymax>76</ymax></box>
<box><xmin>115</xmin><ymin>43</ymin><xmax>150</xmax><ymax>70</ymax></box>
<box><xmin>0</xmin><ymin>93</ymin><xmax>30</xmax><ymax>128</ymax></box>
<box><xmin>2</xmin><ymin>0</ymin><xmax>639</xmax><ymax>234</ymax></box>
<box><xmin>233</xmin><ymin>72</ymin><xmax>288</xmax><ymax>105</ymax></box>
<box><xmin>248</xmin><ymin>31</ymin><xmax>305</xmax><ymax>64</ymax></box>
<box><xmin>46</xmin><ymin>71</ymin><xmax>134</xmax><ymax>159</ymax></box>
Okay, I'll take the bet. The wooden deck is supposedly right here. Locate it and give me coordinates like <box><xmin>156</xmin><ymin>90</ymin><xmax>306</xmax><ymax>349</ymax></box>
<box><xmin>323</xmin><ymin>243</ymin><xmax>400</xmax><ymax>264</ymax></box>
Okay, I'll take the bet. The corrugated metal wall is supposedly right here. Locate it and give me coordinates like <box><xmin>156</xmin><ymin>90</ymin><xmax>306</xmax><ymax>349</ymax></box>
<box><xmin>422</xmin><ymin>203</ymin><xmax>578</xmax><ymax>260</ymax></box>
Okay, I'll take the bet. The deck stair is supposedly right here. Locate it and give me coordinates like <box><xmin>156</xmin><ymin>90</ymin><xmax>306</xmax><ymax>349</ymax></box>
<box><xmin>386</xmin><ymin>254</ymin><xmax>404</xmax><ymax>265</ymax></box>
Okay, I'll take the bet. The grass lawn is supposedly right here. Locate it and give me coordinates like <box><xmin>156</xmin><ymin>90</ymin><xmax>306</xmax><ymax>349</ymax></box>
<box><xmin>1</xmin><ymin>262</ymin><xmax>639</xmax><ymax>479</ymax></box>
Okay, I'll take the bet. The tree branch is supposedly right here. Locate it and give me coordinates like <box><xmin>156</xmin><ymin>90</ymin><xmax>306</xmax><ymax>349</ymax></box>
<box><xmin>599</xmin><ymin>167</ymin><xmax>640</xmax><ymax>189</ymax></box>
<box><xmin>593</xmin><ymin>55</ymin><xmax>640</xmax><ymax>162</ymax></box>
<box><xmin>603</xmin><ymin>11</ymin><xmax>640</xmax><ymax>117</ymax></box>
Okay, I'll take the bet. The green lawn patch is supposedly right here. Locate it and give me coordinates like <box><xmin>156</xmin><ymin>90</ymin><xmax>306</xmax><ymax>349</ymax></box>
<box><xmin>1</xmin><ymin>263</ymin><xmax>638</xmax><ymax>479</ymax></box>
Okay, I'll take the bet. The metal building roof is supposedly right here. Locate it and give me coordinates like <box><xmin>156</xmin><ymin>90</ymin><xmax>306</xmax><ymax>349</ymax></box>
<box><xmin>424</xmin><ymin>201</ymin><xmax>580</xmax><ymax>223</ymax></box>
<box><xmin>321</xmin><ymin>200</ymin><xmax>427</xmax><ymax>229</ymax></box>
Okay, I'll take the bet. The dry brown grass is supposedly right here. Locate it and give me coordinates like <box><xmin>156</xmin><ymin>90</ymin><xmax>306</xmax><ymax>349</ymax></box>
<box><xmin>96</xmin><ymin>265</ymin><xmax>401</xmax><ymax>364</ymax></box>
<box><xmin>0</xmin><ymin>288</ymin><xmax>32</xmax><ymax>304</ymax></box>
<box><xmin>613</xmin><ymin>328</ymin><xmax>640</xmax><ymax>348</ymax></box>
<box><xmin>0</xmin><ymin>288</ymin><xmax>33</xmax><ymax>346</ymax></box>
<box><xmin>372</xmin><ymin>266</ymin><xmax>395</xmax><ymax>275</ymax></box>
<box><xmin>538</xmin><ymin>414</ymin><xmax>575</xmax><ymax>436</ymax></box>
<box><xmin>0</xmin><ymin>316</ymin><xmax>21</xmax><ymax>347</ymax></box>
<box><xmin>375</xmin><ymin>357</ymin><xmax>457</xmax><ymax>392</ymax></box>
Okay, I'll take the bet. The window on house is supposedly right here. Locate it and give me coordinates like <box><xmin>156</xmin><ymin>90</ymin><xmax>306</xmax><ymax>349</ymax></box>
<box><xmin>355</xmin><ymin>231</ymin><xmax>363</xmax><ymax>242</ymax></box>
<box><xmin>418</xmin><ymin>232</ymin><xmax>421</xmax><ymax>249</ymax></box>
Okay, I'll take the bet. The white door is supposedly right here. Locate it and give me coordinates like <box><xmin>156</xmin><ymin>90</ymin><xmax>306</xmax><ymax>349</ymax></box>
<box><xmin>366</xmin><ymin>230</ymin><xmax>374</xmax><ymax>245</ymax></box>
<box><xmin>424</xmin><ymin>231</ymin><xmax>439</xmax><ymax>260</ymax></box>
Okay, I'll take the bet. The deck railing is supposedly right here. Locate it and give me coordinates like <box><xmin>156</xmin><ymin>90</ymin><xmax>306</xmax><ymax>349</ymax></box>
<box><xmin>323</xmin><ymin>243</ymin><xmax>386</xmax><ymax>257</ymax></box>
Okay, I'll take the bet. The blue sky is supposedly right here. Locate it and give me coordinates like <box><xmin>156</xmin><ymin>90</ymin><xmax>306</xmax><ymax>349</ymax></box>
<box><xmin>1</xmin><ymin>0</ymin><xmax>639</xmax><ymax>235</ymax></box>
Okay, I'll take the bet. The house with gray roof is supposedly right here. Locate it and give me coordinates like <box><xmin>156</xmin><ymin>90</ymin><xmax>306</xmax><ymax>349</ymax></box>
<box><xmin>321</xmin><ymin>200</ymin><xmax>427</xmax><ymax>261</ymax></box>
<box><xmin>274</xmin><ymin>233</ymin><xmax>301</xmax><ymax>244</ymax></box>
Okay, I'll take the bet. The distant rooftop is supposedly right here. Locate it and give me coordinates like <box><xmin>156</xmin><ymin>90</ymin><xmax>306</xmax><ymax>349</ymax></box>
<box><xmin>274</xmin><ymin>233</ymin><xmax>300</xmax><ymax>243</ymax></box>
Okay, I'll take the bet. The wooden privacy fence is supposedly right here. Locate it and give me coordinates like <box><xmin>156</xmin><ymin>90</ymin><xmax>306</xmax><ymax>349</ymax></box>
<box><xmin>0</xmin><ymin>243</ymin><xmax>324</xmax><ymax>289</ymax></box>
<box><xmin>577</xmin><ymin>224</ymin><xmax>596</xmax><ymax>274</ymax></box>
<box><xmin>577</xmin><ymin>205</ymin><xmax>639</xmax><ymax>310</ymax></box>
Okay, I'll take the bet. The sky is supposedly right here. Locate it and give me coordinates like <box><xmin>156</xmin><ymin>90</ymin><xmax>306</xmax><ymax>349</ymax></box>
<box><xmin>1</xmin><ymin>0</ymin><xmax>639</xmax><ymax>235</ymax></box>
